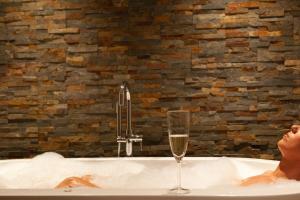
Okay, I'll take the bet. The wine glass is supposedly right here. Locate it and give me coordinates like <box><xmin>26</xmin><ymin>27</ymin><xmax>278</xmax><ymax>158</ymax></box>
<box><xmin>167</xmin><ymin>110</ymin><xmax>190</xmax><ymax>194</ymax></box>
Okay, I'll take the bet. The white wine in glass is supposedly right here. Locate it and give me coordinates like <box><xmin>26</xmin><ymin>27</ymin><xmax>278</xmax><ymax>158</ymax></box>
<box><xmin>169</xmin><ymin>134</ymin><xmax>189</xmax><ymax>161</ymax></box>
<box><xmin>167</xmin><ymin>110</ymin><xmax>190</xmax><ymax>194</ymax></box>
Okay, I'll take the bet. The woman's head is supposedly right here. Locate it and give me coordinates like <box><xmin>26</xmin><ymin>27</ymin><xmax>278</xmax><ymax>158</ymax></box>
<box><xmin>278</xmin><ymin>125</ymin><xmax>300</xmax><ymax>160</ymax></box>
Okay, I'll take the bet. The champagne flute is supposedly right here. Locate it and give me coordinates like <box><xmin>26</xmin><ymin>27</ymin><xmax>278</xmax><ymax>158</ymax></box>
<box><xmin>167</xmin><ymin>110</ymin><xmax>190</xmax><ymax>194</ymax></box>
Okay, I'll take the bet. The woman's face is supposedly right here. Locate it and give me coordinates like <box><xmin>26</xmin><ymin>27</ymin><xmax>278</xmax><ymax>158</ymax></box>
<box><xmin>278</xmin><ymin>125</ymin><xmax>300</xmax><ymax>160</ymax></box>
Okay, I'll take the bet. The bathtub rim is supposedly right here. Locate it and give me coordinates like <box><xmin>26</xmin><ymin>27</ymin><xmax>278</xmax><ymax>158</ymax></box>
<box><xmin>0</xmin><ymin>156</ymin><xmax>280</xmax><ymax>164</ymax></box>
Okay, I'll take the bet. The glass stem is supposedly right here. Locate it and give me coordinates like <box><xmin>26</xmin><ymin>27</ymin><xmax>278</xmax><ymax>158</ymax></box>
<box><xmin>177</xmin><ymin>160</ymin><xmax>181</xmax><ymax>189</ymax></box>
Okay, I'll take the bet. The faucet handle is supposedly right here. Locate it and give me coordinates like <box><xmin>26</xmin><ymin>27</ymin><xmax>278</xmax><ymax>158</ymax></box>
<box><xmin>128</xmin><ymin>134</ymin><xmax>143</xmax><ymax>151</ymax></box>
<box><xmin>134</xmin><ymin>134</ymin><xmax>143</xmax><ymax>151</ymax></box>
<box><xmin>130</xmin><ymin>134</ymin><xmax>143</xmax><ymax>141</ymax></box>
<box><xmin>117</xmin><ymin>137</ymin><xmax>126</xmax><ymax>143</ymax></box>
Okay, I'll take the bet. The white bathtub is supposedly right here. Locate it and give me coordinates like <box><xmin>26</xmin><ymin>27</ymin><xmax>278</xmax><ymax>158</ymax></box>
<box><xmin>0</xmin><ymin>156</ymin><xmax>300</xmax><ymax>200</ymax></box>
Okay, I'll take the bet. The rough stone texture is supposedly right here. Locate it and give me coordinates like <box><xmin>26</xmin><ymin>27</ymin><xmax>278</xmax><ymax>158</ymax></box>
<box><xmin>0</xmin><ymin>0</ymin><xmax>299</xmax><ymax>159</ymax></box>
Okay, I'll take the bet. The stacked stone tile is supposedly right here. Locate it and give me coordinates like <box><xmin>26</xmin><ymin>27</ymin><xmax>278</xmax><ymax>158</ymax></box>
<box><xmin>0</xmin><ymin>0</ymin><xmax>299</xmax><ymax>159</ymax></box>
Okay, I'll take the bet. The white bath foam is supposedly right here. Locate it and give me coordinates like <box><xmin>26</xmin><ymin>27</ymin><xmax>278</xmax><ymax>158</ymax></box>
<box><xmin>0</xmin><ymin>154</ymin><xmax>246</xmax><ymax>189</ymax></box>
<box><xmin>0</xmin><ymin>152</ymin><xmax>82</xmax><ymax>188</ymax></box>
<box><xmin>102</xmin><ymin>162</ymin><xmax>177</xmax><ymax>189</ymax></box>
<box><xmin>91</xmin><ymin>159</ymin><xmax>146</xmax><ymax>188</ymax></box>
<box><xmin>182</xmin><ymin>157</ymin><xmax>241</xmax><ymax>189</ymax></box>
<box><xmin>231</xmin><ymin>158</ymin><xmax>278</xmax><ymax>179</ymax></box>
<box><xmin>0</xmin><ymin>152</ymin><xmax>145</xmax><ymax>189</ymax></box>
<box><xmin>94</xmin><ymin>157</ymin><xmax>241</xmax><ymax>189</ymax></box>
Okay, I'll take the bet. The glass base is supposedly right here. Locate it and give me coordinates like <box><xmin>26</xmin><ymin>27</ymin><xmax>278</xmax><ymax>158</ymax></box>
<box><xmin>168</xmin><ymin>187</ymin><xmax>190</xmax><ymax>195</ymax></box>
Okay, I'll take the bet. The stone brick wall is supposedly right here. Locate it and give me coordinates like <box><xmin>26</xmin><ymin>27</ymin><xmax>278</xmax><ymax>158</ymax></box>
<box><xmin>0</xmin><ymin>0</ymin><xmax>299</xmax><ymax>159</ymax></box>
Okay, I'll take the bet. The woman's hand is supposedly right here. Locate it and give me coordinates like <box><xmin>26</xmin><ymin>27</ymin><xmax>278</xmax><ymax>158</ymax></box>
<box><xmin>55</xmin><ymin>175</ymin><xmax>99</xmax><ymax>189</ymax></box>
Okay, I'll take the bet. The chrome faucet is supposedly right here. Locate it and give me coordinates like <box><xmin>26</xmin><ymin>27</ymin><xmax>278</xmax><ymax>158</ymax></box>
<box><xmin>116</xmin><ymin>81</ymin><xmax>143</xmax><ymax>157</ymax></box>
